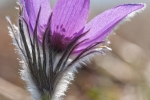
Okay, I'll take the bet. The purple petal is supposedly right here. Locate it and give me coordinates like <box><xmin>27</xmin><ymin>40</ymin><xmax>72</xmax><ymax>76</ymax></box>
<box><xmin>21</xmin><ymin>0</ymin><xmax>51</xmax><ymax>33</ymax></box>
<box><xmin>51</xmin><ymin>0</ymin><xmax>90</xmax><ymax>38</ymax></box>
<box><xmin>20</xmin><ymin>0</ymin><xmax>29</xmax><ymax>25</ymax></box>
<box><xmin>75</xmin><ymin>4</ymin><xmax>146</xmax><ymax>53</ymax></box>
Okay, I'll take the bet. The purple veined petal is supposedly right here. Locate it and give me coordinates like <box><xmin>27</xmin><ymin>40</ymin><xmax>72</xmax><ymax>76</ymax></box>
<box><xmin>51</xmin><ymin>0</ymin><xmax>90</xmax><ymax>38</ymax></box>
<box><xmin>20</xmin><ymin>0</ymin><xmax>51</xmax><ymax>34</ymax></box>
<box><xmin>20</xmin><ymin>0</ymin><xmax>29</xmax><ymax>24</ymax></box>
<box><xmin>74</xmin><ymin>3</ymin><xmax>146</xmax><ymax>53</ymax></box>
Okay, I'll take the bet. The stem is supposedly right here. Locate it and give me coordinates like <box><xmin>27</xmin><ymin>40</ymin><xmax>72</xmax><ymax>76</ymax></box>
<box><xmin>42</xmin><ymin>92</ymin><xmax>51</xmax><ymax>100</ymax></box>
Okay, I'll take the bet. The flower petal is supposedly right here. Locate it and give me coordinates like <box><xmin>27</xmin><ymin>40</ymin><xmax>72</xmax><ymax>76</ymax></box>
<box><xmin>51</xmin><ymin>0</ymin><xmax>90</xmax><ymax>38</ymax></box>
<box><xmin>75</xmin><ymin>4</ymin><xmax>146</xmax><ymax>52</ymax></box>
<box><xmin>21</xmin><ymin>0</ymin><xmax>51</xmax><ymax>31</ymax></box>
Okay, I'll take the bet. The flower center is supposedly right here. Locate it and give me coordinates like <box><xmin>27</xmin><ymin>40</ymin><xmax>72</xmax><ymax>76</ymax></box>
<box><xmin>51</xmin><ymin>25</ymin><xmax>72</xmax><ymax>53</ymax></box>
<box><xmin>51</xmin><ymin>33</ymin><xmax>72</xmax><ymax>53</ymax></box>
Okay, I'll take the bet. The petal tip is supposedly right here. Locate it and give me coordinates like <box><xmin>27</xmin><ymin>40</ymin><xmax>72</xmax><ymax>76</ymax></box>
<box><xmin>132</xmin><ymin>3</ymin><xmax>146</xmax><ymax>9</ymax></box>
<box><xmin>126</xmin><ymin>3</ymin><xmax>146</xmax><ymax>18</ymax></box>
<box><xmin>138</xmin><ymin>3</ymin><xmax>147</xmax><ymax>9</ymax></box>
<box><xmin>120</xmin><ymin>3</ymin><xmax>146</xmax><ymax>10</ymax></box>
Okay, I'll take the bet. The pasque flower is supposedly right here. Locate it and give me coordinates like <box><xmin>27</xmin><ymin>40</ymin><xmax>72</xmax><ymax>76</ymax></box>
<box><xmin>7</xmin><ymin>0</ymin><xmax>145</xmax><ymax>100</ymax></box>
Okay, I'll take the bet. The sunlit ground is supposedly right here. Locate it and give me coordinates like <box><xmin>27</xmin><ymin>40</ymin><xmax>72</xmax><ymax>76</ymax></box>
<box><xmin>0</xmin><ymin>0</ymin><xmax>150</xmax><ymax>100</ymax></box>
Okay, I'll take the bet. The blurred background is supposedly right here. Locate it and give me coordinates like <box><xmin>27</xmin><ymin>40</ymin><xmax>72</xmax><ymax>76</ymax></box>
<box><xmin>1</xmin><ymin>0</ymin><xmax>150</xmax><ymax>100</ymax></box>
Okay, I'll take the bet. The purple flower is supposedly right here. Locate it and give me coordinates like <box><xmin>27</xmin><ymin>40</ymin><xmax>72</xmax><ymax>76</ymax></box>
<box><xmin>7</xmin><ymin>0</ymin><xmax>145</xmax><ymax>100</ymax></box>
<box><xmin>21</xmin><ymin>0</ymin><xmax>145</xmax><ymax>53</ymax></box>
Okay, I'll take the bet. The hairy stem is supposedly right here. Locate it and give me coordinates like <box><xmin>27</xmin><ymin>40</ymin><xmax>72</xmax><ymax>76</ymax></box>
<box><xmin>42</xmin><ymin>92</ymin><xmax>51</xmax><ymax>100</ymax></box>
